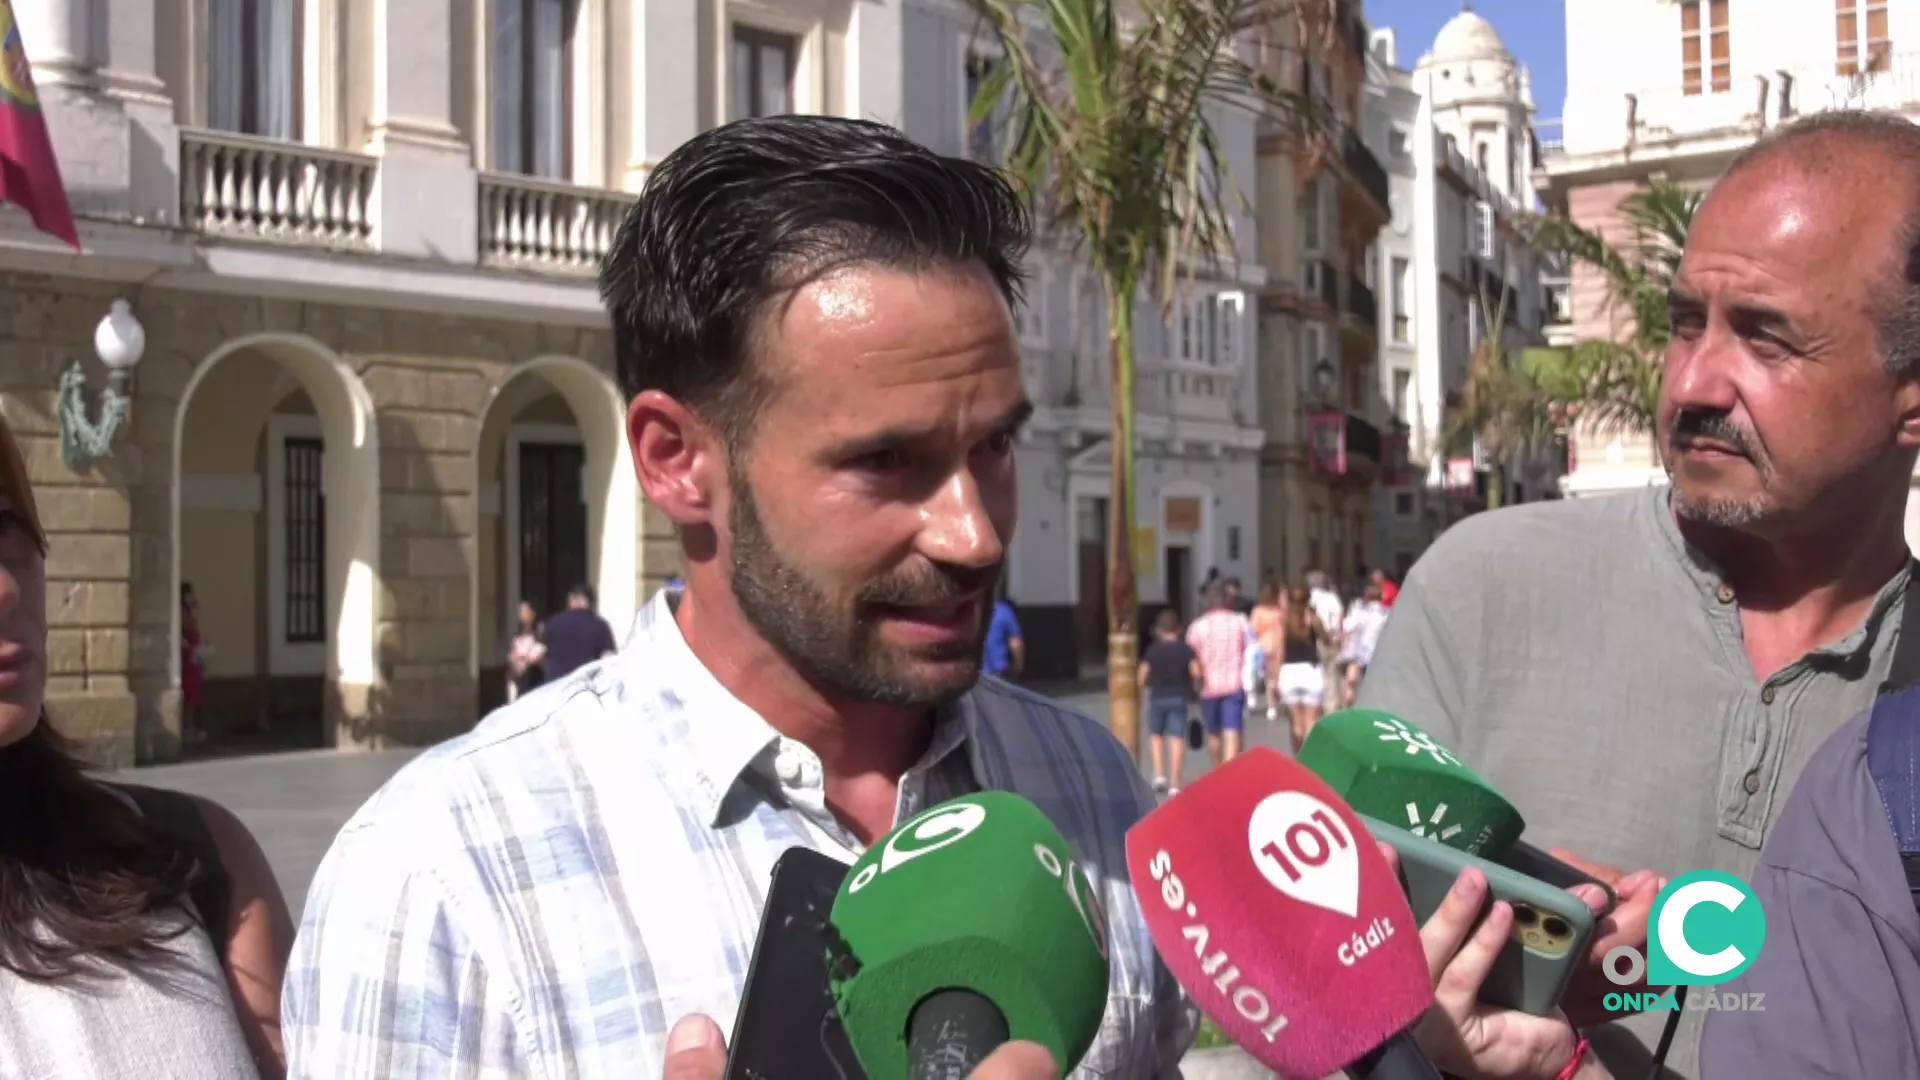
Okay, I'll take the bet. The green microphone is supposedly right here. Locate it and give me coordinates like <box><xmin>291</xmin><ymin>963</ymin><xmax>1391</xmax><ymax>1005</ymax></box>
<box><xmin>1298</xmin><ymin>708</ymin><xmax>1525</xmax><ymax>858</ymax></box>
<box><xmin>826</xmin><ymin>791</ymin><xmax>1112</xmax><ymax>1079</ymax></box>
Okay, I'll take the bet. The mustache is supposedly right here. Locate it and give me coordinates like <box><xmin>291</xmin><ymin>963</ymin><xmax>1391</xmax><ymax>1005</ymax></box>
<box><xmin>1669</xmin><ymin>409</ymin><xmax>1763</xmax><ymax>460</ymax></box>
<box><xmin>860</xmin><ymin>562</ymin><xmax>999</xmax><ymax>607</ymax></box>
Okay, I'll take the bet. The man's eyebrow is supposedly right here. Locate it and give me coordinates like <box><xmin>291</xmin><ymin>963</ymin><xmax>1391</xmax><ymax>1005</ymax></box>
<box><xmin>1669</xmin><ymin>287</ymin><xmax>1796</xmax><ymax>332</ymax></box>
<box><xmin>830</xmin><ymin>398</ymin><xmax>1034</xmax><ymax>460</ymax></box>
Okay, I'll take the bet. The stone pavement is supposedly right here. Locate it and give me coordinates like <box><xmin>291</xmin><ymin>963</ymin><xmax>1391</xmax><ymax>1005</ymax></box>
<box><xmin>113</xmin><ymin>680</ymin><xmax>1298</xmax><ymax>919</ymax></box>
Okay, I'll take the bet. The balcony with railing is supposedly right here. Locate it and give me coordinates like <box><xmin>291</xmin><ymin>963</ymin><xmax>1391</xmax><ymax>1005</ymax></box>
<box><xmin>1138</xmin><ymin>357</ymin><xmax>1240</xmax><ymax>426</ymax></box>
<box><xmin>479</xmin><ymin>173</ymin><xmax>639</xmax><ymax>275</ymax></box>
<box><xmin>1344</xmin><ymin>274</ymin><xmax>1377</xmax><ymax>331</ymax></box>
<box><xmin>1339</xmin><ymin>127</ymin><xmax>1390</xmax><ymax>212</ymax></box>
<box><xmin>1555</xmin><ymin>52</ymin><xmax>1920</xmax><ymax>161</ymax></box>
<box><xmin>1306</xmin><ymin>409</ymin><xmax>1383</xmax><ymax>482</ymax></box>
<box><xmin>180</xmin><ymin>128</ymin><xmax>377</xmax><ymax>251</ymax></box>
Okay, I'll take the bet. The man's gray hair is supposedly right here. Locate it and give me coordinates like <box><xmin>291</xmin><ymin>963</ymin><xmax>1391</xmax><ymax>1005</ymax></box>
<box><xmin>1721</xmin><ymin>110</ymin><xmax>1920</xmax><ymax>373</ymax></box>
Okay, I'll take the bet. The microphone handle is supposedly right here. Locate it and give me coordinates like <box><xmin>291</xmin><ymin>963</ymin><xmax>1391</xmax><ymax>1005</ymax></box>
<box><xmin>1347</xmin><ymin>1031</ymin><xmax>1444</xmax><ymax>1080</ymax></box>
<box><xmin>907</xmin><ymin>988</ymin><xmax>1010</xmax><ymax>1080</ymax></box>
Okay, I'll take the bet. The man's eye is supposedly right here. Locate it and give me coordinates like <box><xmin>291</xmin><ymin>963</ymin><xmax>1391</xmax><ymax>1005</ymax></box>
<box><xmin>856</xmin><ymin>449</ymin><xmax>908</xmax><ymax>472</ymax></box>
<box><xmin>982</xmin><ymin>431</ymin><xmax>1016</xmax><ymax>455</ymax></box>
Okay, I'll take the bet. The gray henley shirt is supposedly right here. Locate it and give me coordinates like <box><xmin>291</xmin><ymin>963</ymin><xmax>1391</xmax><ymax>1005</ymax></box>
<box><xmin>1355</xmin><ymin>484</ymin><xmax>1910</xmax><ymax>1079</ymax></box>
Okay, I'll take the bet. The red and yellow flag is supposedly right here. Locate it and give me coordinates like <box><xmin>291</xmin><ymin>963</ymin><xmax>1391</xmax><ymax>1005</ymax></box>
<box><xmin>0</xmin><ymin>2</ymin><xmax>78</xmax><ymax>250</ymax></box>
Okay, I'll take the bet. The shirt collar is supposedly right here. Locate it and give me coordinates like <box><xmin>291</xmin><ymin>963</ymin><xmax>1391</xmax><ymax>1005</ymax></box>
<box><xmin>1646</xmin><ymin>484</ymin><xmax>1911</xmax><ymax>661</ymax></box>
<box><xmin>629</xmin><ymin>588</ymin><xmax>980</xmax><ymax>828</ymax></box>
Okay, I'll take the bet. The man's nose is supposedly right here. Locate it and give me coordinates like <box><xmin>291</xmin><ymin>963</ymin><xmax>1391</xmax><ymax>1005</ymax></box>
<box><xmin>1665</xmin><ymin>324</ymin><xmax>1740</xmax><ymax>413</ymax></box>
<box><xmin>917</xmin><ymin>471</ymin><xmax>1006</xmax><ymax>570</ymax></box>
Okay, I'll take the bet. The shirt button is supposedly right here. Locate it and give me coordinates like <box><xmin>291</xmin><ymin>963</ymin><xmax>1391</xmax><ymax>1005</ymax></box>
<box><xmin>1716</xmin><ymin>584</ymin><xmax>1736</xmax><ymax>604</ymax></box>
<box><xmin>1743</xmin><ymin>770</ymin><xmax>1761</xmax><ymax>795</ymax></box>
<box><xmin>774</xmin><ymin>749</ymin><xmax>802</xmax><ymax>785</ymax></box>
<box><xmin>1760</xmin><ymin>685</ymin><xmax>1776</xmax><ymax>705</ymax></box>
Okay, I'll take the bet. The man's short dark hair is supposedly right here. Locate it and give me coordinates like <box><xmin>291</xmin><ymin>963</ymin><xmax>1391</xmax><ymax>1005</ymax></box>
<box><xmin>598</xmin><ymin>115</ymin><xmax>1033</xmax><ymax>445</ymax></box>
<box><xmin>1720</xmin><ymin>110</ymin><xmax>1920</xmax><ymax>372</ymax></box>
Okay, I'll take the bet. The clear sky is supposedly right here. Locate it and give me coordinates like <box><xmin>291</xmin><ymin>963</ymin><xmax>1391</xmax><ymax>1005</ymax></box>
<box><xmin>1365</xmin><ymin>0</ymin><xmax>1569</xmax><ymax>121</ymax></box>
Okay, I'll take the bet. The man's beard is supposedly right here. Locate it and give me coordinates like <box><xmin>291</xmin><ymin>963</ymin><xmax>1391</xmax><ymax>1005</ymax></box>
<box><xmin>726</xmin><ymin>475</ymin><xmax>998</xmax><ymax>709</ymax></box>
<box><xmin>1666</xmin><ymin>408</ymin><xmax>1774</xmax><ymax>528</ymax></box>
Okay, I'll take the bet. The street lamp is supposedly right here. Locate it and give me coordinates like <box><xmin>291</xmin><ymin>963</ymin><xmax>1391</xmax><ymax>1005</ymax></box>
<box><xmin>1312</xmin><ymin>357</ymin><xmax>1337</xmax><ymax>403</ymax></box>
<box><xmin>56</xmin><ymin>299</ymin><xmax>147</xmax><ymax>470</ymax></box>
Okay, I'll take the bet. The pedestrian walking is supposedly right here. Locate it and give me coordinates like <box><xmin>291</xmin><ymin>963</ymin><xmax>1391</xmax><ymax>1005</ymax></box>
<box><xmin>1138</xmin><ymin>609</ymin><xmax>1200</xmax><ymax>796</ymax></box>
<box><xmin>1186</xmin><ymin>580</ymin><xmax>1253</xmax><ymax>767</ymax></box>
<box><xmin>1276</xmin><ymin>584</ymin><xmax>1332</xmax><ymax>750</ymax></box>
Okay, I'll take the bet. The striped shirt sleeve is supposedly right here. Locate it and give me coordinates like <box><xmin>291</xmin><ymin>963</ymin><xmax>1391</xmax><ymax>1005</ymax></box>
<box><xmin>282</xmin><ymin>812</ymin><xmax>527</xmax><ymax>1079</ymax></box>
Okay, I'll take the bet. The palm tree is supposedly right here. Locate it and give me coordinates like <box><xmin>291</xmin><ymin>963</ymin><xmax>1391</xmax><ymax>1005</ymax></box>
<box><xmin>1519</xmin><ymin>180</ymin><xmax>1700</xmax><ymax>439</ymax></box>
<box><xmin>1443</xmin><ymin>283</ymin><xmax>1569</xmax><ymax>511</ymax></box>
<box><xmin>963</xmin><ymin>0</ymin><xmax>1335</xmax><ymax>754</ymax></box>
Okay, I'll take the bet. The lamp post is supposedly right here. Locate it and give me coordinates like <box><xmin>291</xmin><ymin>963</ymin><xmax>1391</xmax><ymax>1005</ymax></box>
<box><xmin>56</xmin><ymin>299</ymin><xmax>147</xmax><ymax>470</ymax></box>
<box><xmin>1312</xmin><ymin>357</ymin><xmax>1337</xmax><ymax>405</ymax></box>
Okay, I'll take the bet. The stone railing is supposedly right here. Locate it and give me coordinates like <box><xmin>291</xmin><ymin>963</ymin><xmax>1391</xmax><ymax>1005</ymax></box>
<box><xmin>478</xmin><ymin>172</ymin><xmax>639</xmax><ymax>275</ymax></box>
<box><xmin>1557</xmin><ymin>52</ymin><xmax>1920</xmax><ymax>159</ymax></box>
<box><xmin>1138</xmin><ymin>357</ymin><xmax>1239</xmax><ymax>426</ymax></box>
<box><xmin>179</xmin><ymin>128</ymin><xmax>377</xmax><ymax>250</ymax></box>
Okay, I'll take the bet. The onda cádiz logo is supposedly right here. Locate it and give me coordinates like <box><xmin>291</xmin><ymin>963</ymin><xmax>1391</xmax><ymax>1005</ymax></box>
<box><xmin>1602</xmin><ymin>870</ymin><xmax>1768</xmax><ymax>1013</ymax></box>
<box><xmin>846</xmin><ymin>798</ymin><xmax>1109</xmax><ymax>957</ymax></box>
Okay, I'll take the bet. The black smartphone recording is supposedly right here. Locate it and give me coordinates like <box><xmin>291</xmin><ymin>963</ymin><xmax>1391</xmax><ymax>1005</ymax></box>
<box><xmin>724</xmin><ymin>846</ymin><xmax>865</xmax><ymax>1080</ymax></box>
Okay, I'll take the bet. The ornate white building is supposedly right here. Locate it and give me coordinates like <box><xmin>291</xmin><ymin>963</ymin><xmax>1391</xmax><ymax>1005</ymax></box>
<box><xmin>1366</xmin><ymin>9</ymin><xmax>1562</xmax><ymax>577</ymax></box>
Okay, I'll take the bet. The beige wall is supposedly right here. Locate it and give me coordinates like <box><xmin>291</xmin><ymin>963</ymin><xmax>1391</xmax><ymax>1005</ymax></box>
<box><xmin>0</xmin><ymin>271</ymin><xmax>680</xmax><ymax>765</ymax></box>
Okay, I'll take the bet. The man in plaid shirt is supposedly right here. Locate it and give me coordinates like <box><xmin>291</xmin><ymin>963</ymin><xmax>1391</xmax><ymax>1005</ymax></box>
<box><xmin>282</xmin><ymin>115</ymin><xmax>1194</xmax><ymax>1079</ymax></box>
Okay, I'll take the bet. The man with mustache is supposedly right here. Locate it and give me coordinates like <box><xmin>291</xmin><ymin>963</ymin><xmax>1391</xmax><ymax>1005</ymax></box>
<box><xmin>1357</xmin><ymin>109</ymin><xmax>1920</xmax><ymax>1079</ymax></box>
<box><xmin>280</xmin><ymin>115</ymin><xmax>1195</xmax><ymax>1078</ymax></box>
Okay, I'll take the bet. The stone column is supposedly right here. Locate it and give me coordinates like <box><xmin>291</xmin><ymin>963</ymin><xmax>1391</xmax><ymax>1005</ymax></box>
<box><xmin>361</xmin><ymin>0</ymin><xmax>478</xmax><ymax>263</ymax></box>
<box><xmin>622</xmin><ymin>0</ymin><xmax>701</xmax><ymax>191</ymax></box>
<box><xmin>15</xmin><ymin>0</ymin><xmax>92</xmax><ymax>87</ymax></box>
<box><xmin>843</xmin><ymin>0</ymin><xmax>902</xmax><ymax>128</ymax></box>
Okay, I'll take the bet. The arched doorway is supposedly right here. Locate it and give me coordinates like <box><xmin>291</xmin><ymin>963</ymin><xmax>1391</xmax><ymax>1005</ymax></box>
<box><xmin>170</xmin><ymin>335</ymin><xmax>381</xmax><ymax>757</ymax></box>
<box><xmin>469</xmin><ymin>356</ymin><xmax>636</xmax><ymax>714</ymax></box>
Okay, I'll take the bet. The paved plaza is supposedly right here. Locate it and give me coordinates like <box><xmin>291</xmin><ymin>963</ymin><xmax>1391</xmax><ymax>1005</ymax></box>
<box><xmin>113</xmin><ymin>682</ymin><xmax>1299</xmax><ymax>918</ymax></box>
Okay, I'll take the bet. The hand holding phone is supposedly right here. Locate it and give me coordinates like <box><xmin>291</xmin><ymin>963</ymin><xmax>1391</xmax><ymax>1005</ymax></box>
<box><xmin>1382</xmin><ymin>841</ymin><xmax>1599</xmax><ymax>1080</ymax></box>
<box><xmin>723</xmin><ymin>847</ymin><xmax>861</xmax><ymax>1080</ymax></box>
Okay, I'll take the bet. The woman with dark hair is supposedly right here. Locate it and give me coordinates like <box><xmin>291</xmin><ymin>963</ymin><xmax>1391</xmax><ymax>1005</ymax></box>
<box><xmin>0</xmin><ymin>415</ymin><xmax>292</xmax><ymax>1078</ymax></box>
<box><xmin>1275</xmin><ymin>584</ymin><xmax>1332</xmax><ymax>751</ymax></box>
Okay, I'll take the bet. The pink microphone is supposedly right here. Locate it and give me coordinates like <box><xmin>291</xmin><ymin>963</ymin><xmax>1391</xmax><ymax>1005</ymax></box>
<box><xmin>1126</xmin><ymin>747</ymin><xmax>1439</xmax><ymax>1080</ymax></box>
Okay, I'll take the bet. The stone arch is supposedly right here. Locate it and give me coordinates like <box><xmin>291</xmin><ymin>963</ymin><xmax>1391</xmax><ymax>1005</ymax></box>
<box><xmin>170</xmin><ymin>333</ymin><xmax>382</xmax><ymax>747</ymax></box>
<box><xmin>469</xmin><ymin>355</ymin><xmax>637</xmax><ymax>686</ymax></box>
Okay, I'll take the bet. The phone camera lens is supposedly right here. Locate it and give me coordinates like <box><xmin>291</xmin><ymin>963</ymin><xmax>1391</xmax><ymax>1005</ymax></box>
<box><xmin>1543</xmin><ymin>916</ymin><xmax>1570</xmax><ymax>937</ymax></box>
<box><xmin>1511</xmin><ymin>905</ymin><xmax>1538</xmax><ymax>926</ymax></box>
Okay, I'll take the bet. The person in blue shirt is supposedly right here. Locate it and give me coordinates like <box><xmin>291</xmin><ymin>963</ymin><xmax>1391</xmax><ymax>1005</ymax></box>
<box><xmin>983</xmin><ymin>596</ymin><xmax>1024</xmax><ymax>680</ymax></box>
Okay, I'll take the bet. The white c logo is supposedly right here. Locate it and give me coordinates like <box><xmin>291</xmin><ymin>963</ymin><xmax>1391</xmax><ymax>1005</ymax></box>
<box><xmin>878</xmin><ymin>802</ymin><xmax>988</xmax><ymax>873</ymax></box>
<box><xmin>1656</xmin><ymin>879</ymin><xmax>1749</xmax><ymax>979</ymax></box>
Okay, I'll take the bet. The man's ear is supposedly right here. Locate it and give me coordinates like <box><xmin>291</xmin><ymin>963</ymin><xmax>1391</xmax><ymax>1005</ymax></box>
<box><xmin>628</xmin><ymin>390</ymin><xmax>726</xmax><ymax>525</ymax></box>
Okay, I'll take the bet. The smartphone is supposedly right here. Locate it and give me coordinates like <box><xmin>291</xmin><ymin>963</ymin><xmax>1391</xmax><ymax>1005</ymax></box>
<box><xmin>1503</xmin><ymin>839</ymin><xmax>1620</xmax><ymax>908</ymax></box>
<box><xmin>1362</xmin><ymin>814</ymin><xmax>1598</xmax><ymax>1017</ymax></box>
<box><xmin>724</xmin><ymin>847</ymin><xmax>865</xmax><ymax>1080</ymax></box>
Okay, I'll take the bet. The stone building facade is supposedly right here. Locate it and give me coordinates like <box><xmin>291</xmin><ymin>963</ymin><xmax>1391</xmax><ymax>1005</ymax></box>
<box><xmin>1</xmin><ymin>269</ymin><xmax>678</xmax><ymax>765</ymax></box>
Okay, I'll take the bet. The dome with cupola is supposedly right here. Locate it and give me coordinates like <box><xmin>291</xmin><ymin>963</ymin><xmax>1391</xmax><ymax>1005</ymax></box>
<box><xmin>1430</xmin><ymin>6</ymin><xmax>1510</xmax><ymax>64</ymax></box>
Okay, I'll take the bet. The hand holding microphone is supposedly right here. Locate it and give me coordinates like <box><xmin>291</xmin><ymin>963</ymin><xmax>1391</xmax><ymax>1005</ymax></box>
<box><xmin>1126</xmin><ymin>747</ymin><xmax>1441</xmax><ymax>1079</ymax></box>
<box><xmin>827</xmin><ymin>791</ymin><xmax>1112</xmax><ymax>1079</ymax></box>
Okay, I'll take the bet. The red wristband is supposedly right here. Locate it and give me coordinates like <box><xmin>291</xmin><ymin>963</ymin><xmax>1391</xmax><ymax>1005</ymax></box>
<box><xmin>1554</xmin><ymin>1036</ymin><xmax>1591</xmax><ymax>1080</ymax></box>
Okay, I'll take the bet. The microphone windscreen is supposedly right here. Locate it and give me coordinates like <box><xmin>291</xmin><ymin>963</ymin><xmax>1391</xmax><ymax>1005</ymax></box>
<box><xmin>1126</xmin><ymin>748</ymin><xmax>1432</xmax><ymax>1080</ymax></box>
<box><xmin>828</xmin><ymin>791</ymin><xmax>1111</xmax><ymax>1079</ymax></box>
<box><xmin>1299</xmin><ymin>708</ymin><xmax>1524</xmax><ymax>858</ymax></box>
